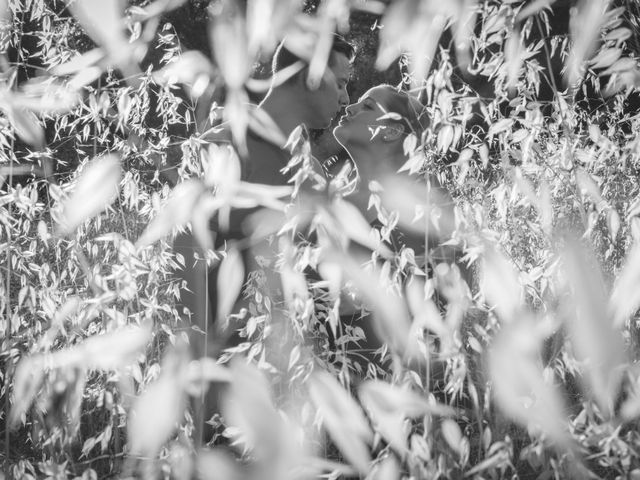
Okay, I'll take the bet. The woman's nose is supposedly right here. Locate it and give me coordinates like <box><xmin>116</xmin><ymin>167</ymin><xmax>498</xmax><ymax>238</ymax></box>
<box><xmin>344</xmin><ymin>103</ymin><xmax>357</xmax><ymax>116</ymax></box>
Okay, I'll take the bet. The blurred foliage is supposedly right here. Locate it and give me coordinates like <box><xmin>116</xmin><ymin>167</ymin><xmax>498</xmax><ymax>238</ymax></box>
<box><xmin>3</xmin><ymin>1</ymin><xmax>640</xmax><ymax>480</ymax></box>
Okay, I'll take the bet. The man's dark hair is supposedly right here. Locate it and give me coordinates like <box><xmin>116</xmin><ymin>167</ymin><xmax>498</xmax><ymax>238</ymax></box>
<box><xmin>272</xmin><ymin>34</ymin><xmax>355</xmax><ymax>75</ymax></box>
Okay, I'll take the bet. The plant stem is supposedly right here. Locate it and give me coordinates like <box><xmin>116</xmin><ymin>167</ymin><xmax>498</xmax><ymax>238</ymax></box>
<box><xmin>4</xmin><ymin>134</ymin><xmax>13</xmax><ymax>480</ymax></box>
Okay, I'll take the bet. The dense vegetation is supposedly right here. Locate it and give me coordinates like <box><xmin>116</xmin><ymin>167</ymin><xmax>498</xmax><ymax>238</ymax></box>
<box><xmin>3</xmin><ymin>0</ymin><xmax>640</xmax><ymax>479</ymax></box>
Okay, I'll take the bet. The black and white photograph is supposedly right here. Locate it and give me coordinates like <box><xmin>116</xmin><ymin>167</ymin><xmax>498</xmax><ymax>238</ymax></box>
<box><xmin>2</xmin><ymin>1</ymin><xmax>640</xmax><ymax>479</ymax></box>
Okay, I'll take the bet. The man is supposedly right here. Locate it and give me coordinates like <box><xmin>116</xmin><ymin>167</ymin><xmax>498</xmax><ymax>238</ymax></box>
<box><xmin>178</xmin><ymin>34</ymin><xmax>355</xmax><ymax>443</ymax></box>
<box><xmin>230</xmin><ymin>34</ymin><xmax>353</xmax><ymax>186</ymax></box>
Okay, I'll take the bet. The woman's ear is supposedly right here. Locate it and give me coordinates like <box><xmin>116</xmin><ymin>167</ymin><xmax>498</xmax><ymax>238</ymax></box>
<box><xmin>381</xmin><ymin>124</ymin><xmax>404</xmax><ymax>143</ymax></box>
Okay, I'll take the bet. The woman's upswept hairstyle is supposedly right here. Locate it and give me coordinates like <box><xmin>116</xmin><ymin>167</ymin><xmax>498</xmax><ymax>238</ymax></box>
<box><xmin>373</xmin><ymin>84</ymin><xmax>429</xmax><ymax>137</ymax></box>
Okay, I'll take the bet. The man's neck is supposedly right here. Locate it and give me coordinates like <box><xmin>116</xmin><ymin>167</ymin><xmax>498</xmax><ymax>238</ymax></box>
<box><xmin>260</xmin><ymin>89</ymin><xmax>308</xmax><ymax>140</ymax></box>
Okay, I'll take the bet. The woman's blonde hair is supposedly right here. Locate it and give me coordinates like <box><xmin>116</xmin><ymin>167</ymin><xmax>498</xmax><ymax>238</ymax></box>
<box><xmin>370</xmin><ymin>84</ymin><xmax>429</xmax><ymax>136</ymax></box>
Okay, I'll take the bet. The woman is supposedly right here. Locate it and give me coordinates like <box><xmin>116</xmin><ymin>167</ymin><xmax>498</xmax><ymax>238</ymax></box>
<box><xmin>334</xmin><ymin>84</ymin><xmax>427</xmax><ymax>179</ymax></box>
<box><xmin>331</xmin><ymin>84</ymin><xmax>454</xmax><ymax>255</ymax></box>
<box><xmin>322</xmin><ymin>85</ymin><xmax>466</xmax><ymax>374</ymax></box>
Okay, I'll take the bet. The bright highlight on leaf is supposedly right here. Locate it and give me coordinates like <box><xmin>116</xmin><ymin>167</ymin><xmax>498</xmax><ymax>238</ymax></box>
<box><xmin>216</xmin><ymin>247</ymin><xmax>244</xmax><ymax>321</ymax></box>
<box><xmin>57</xmin><ymin>154</ymin><xmax>122</xmax><ymax>236</ymax></box>
<box><xmin>309</xmin><ymin>371</ymin><xmax>373</xmax><ymax>476</ymax></box>
<box><xmin>489</xmin><ymin>318</ymin><xmax>570</xmax><ymax>447</ymax></box>
<box><xmin>128</xmin><ymin>350</ymin><xmax>186</xmax><ymax>458</ymax></box>
<box><xmin>136</xmin><ymin>179</ymin><xmax>205</xmax><ymax>248</ymax></box>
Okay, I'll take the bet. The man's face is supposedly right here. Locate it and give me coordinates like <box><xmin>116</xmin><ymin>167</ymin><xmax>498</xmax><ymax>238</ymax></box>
<box><xmin>306</xmin><ymin>52</ymin><xmax>351</xmax><ymax>129</ymax></box>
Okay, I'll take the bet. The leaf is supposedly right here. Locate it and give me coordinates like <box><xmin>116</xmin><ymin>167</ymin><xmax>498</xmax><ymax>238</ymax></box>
<box><xmin>504</xmin><ymin>31</ymin><xmax>524</xmax><ymax>89</ymax></box>
<box><xmin>359</xmin><ymin>380</ymin><xmax>451</xmax><ymax>453</ymax></box>
<box><xmin>210</xmin><ymin>0</ymin><xmax>250</xmax><ymax>90</ymax></box>
<box><xmin>152</xmin><ymin>51</ymin><xmax>214</xmax><ymax>93</ymax></box>
<box><xmin>606</xmin><ymin>208</ymin><xmax>620</xmax><ymax>241</ymax></box>
<box><xmin>187</xmin><ymin>358</ymin><xmax>232</xmax><ymax>383</ymax></box>
<box><xmin>406</xmin><ymin>277</ymin><xmax>447</xmax><ymax>337</ymax></box>
<box><xmin>437</xmin><ymin>125</ymin><xmax>454</xmax><ymax>152</ymax></box>
<box><xmin>57</xmin><ymin>154</ymin><xmax>122</xmax><ymax>235</ymax></box>
<box><xmin>488</xmin><ymin>118</ymin><xmax>514</xmax><ymax>137</ymax></box>
<box><xmin>4</xmin><ymin>105</ymin><xmax>45</xmax><ymax>148</ymax></box>
<box><xmin>0</xmin><ymin>0</ymin><xmax>9</xmax><ymax>24</ymax></box>
<box><xmin>281</xmin><ymin>15</ymin><xmax>321</xmax><ymax>63</ymax></box>
<box><xmin>29</xmin><ymin>323</ymin><xmax>150</xmax><ymax>375</ymax></box>
<box><xmin>73</xmin><ymin>323</ymin><xmax>152</xmax><ymax>371</ymax></box>
<box><xmin>377</xmin><ymin>173</ymin><xmax>456</xmax><ymax>239</ymax></box>
<box><xmin>480</xmin><ymin>248</ymin><xmax>522</xmax><ymax>322</ymax></box>
<box><xmin>332</xmin><ymin>198</ymin><xmax>391</xmax><ymax>255</ymax></box>
<box><xmin>40</xmin><ymin>296</ymin><xmax>83</xmax><ymax>349</ymax></box>
<box><xmin>376</xmin><ymin>0</ymin><xmax>418</xmax><ymax>70</ymax></box>
<box><xmin>297</xmin><ymin>457</ymin><xmax>358</xmax><ymax>478</ymax></box>
<box><xmin>203</xmin><ymin>143</ymin><xmax>242</xmax><ymax>192</ymax></box>
<box><xmin>574</xmin><ymin>167</ymin><xmax>605</xmax><ymax>206</ymax></box>
<box><xmin>196</xmin><ymin>449</ymin><xmax>241</xmax><ymax>480</ymax></box>
<box><xmin>306</xmin><ymin>19</ymin><xmax>335</xmax><ymax>91</ymax></box>
<box><xmin>441</xmin><ymin>419</ymin><xmax>463</xmax><ymax>455</ymax></box>
<box><xmin>223</xmin><ymin>89</ymin><xmax>250</xmax><ymax>157</ymax></box>
<box><xmin>464</xmin><ymin>449</ymin><xmax>511</xmax><ymax>477</ymax></box>
<box><xmin>248</xmin><ymin>106</ymin><xmax>288</xmax><ymax>147</ymax></box>
<box><xmin>53</xmin><ymin>296</ymin><xmax>82</xmax><ymax>327</ymax></box>
<box><xmin>136</xmin><ymin>179</ymin><xmax>205</xmax><ymax>248</ymax></box>
<box><xmin>216</xmin><ymin>247</ymin><xmax>244</xmax><ymax>320</ymax></box>
<box><xmin>11</xmin><ymin>79</ymin><xmax>82</xmax><ymax>115</ymax></box>
<box><xmin>563</xmin><ymin>242</ymin><xmax>624</xmax><ymax>417</ymax></box>
<box><xmin>372</xmin><ymin>455</ymin><xmax>400</xmax><ymax>480</ymax></box>
<box><xmin>128</xmin><ymin>350</ymin><xmax>186</xmax><ymax>458</ymax></box>
<box><xmin>324</xmin><ymin>249</ymin><xmax>412</xmax><ymax>356</ymax></box>
<box><xmin>479</xmin><ymin>143</ymin><xmax>490</xmax><ymax>167</ymax></box>
<box><xmin>309</xmin><ymin>371</ymin><xmax>373</xmax><ymax>475</ymax></box>
<box><xmin>589</xmin><ymin>47</ymin><xmax>622</xmax><ymax>70</ymax></box>
<box><xmin>126</xmin><ymin>0</ymin><xmax>187</xmax><ymax>22</ymax></box>
<box><xmin>361</xmin><ymin>380</ymin><xmax>454</xmax><ymax>418</ymax></box>
<box><xmin>377</xmin><ymin>0</ymin><xmax>452</xmax><ymax>86</ymax></box>
<box><xmin>605</xmin><ymin>27</ymin><xmax>632</xmax><ymax>43</ymax></box>
<box><xmin>565</xmin><ymin>0</ymin><xmax>611</xmax><ymax>86</ymax></box>
<box><xmin>610</xmin><ymin>243</ymin><xmax>640</xmax><ymax>328</ymax></box>
<box><xmin>539</xmin><ymin>180</ymin><xmax>553</xmax><ymax>234</ymax></box>
<box><xmin>452</xmin><ymin>0</ymin><xmax>478</xmax><ymax>73</ymax></box>
<box><xmin>601</xmin><ymin>57</ymin><xmax>637</xmax><ymax>76</ymax></box>
<box><xmin>279</xmin><ymin>238</ymin><xmax>310</xmax><ymax>313</ymax></box>
<box><xmin>68</xmin><ymin>66</ymin><xmax>104</xmax><ymax>90</ymax></box>
<box><xmin>52</xmin><ymin>48</ymin><xmax>105</xmax><ymax>76</ymax></box>
<box><xmin>68</xmin><ymin>0</ymin><xmax>132</xmax><ymax>67</ymax></box>
<box><xmin>222</xmin><ymin>360</ymin><xmax>284</xmax><ymax>459</ymax></box>
<box><xmin>9</xmin><ymin>357</ymin><xmax>45</xmax><ymax>428</ymax></box>
<box><xmin>489</xmin><ymin>318</ymin><xmax>570</xmax><ymax>447</ymax></box>
<box><xmin>515</xmin><ymin>0</ymin><xmax>556</xmax><ymax>22</ymax></box>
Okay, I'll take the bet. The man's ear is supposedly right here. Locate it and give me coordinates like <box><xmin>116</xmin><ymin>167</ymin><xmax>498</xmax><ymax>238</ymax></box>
<box><xmin>381</xmin><ymin>124</ymin><xmax>404</xmax><ymax>143</ymax></box>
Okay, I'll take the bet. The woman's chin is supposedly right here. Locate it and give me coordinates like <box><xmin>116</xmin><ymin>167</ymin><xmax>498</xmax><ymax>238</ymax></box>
<box><xmin>333</xmin><ymin>125</ymin><xmax>348</xmax><ymax>145</ymax></box>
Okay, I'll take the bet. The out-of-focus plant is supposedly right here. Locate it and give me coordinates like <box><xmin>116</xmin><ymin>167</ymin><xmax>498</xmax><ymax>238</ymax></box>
<box><xmin>4</xmin><ymin>0</ymin><xmax>640</xmax><ymax>479</ymax></box>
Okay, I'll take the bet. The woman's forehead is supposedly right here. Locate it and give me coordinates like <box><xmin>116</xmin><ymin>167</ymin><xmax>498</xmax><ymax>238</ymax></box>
<box><xmin>358</xmin><ymin>85</ymin><xmax>395</xmax><ymax>105</ymax></box>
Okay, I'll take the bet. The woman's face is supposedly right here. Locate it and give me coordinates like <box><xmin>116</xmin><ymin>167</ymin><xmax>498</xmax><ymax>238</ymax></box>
<box><xmin>333</xmin><ymin>86</ymin><xmax>397</xmax><ymax>150</ymax></box>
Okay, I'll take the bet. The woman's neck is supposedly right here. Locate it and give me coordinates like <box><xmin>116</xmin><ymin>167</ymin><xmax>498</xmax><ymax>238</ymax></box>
<box><xmin>346</xmin><ymin>145</ymin><xmax>399</xmax><ymax>183</ymax></box>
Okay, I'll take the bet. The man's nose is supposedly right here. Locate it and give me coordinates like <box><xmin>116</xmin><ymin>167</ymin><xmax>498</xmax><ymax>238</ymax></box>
<box><xmin>339</xmin><ymin>89</ymin><xmax>350</xmax><ymax>108</ymax></box>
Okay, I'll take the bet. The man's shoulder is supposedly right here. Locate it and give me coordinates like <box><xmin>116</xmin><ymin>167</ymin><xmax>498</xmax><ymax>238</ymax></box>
<box><xmin>244</xmin><ymin>133</ymin><xmax>291</xmax><ymax>185</ymax></box>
